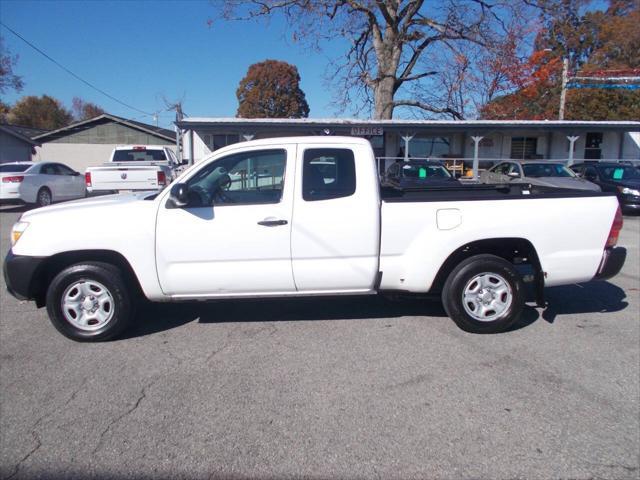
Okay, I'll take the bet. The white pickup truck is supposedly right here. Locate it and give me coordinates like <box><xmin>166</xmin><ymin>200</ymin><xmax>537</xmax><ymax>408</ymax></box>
<box><xmin>4</xmin><ymin>137</ymin><xmax>626</xmax><ymax>341</ymax></box>
<box><xmin>85</xmin><ymin>145</ymin><xmax>181</xmax><ymax>193</ymax></box>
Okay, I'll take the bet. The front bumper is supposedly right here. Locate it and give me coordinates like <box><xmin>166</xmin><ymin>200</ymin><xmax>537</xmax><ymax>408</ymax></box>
<box><xmin>594</xmin><ymin>247</ymin><xmax>627</xmax><ymax>281</ymax></box>
<box><xmin>3</xmin><ymin>250</ymin><xmax>45</xmax><ymax>301</ymax></box>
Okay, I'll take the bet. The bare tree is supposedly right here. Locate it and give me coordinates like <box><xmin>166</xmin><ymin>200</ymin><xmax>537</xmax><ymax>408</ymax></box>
<box><xmin>0</xmin><ymin>36</ymin><xmax>24</xmax><ymax>95</ymax></box>
<box><xmin>218</xmin><ymin>0</ymin><xmax>535</xmax><ymax>119</ymax></box>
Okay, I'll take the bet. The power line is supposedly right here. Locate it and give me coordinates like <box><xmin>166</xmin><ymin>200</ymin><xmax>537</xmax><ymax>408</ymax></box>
<box><xmin>0</xmin><ymin>22</ymin><xmax>153</xmax><ymax>116</ymax></box>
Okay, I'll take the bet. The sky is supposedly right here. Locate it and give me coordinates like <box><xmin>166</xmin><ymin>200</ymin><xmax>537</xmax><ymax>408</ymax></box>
<box><xmin>0</xmin><ymin>0</ymin><xmax>350</xmax><ymax>128</ymax></box>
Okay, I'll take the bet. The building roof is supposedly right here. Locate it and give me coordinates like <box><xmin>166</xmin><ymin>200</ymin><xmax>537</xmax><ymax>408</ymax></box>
<box><xmin>33</xmin><ymin>113</ymin><xmax>176</xmax><ymax>143</ymax></box>
<box><xmin>0</xmin><ymin>124</ymin><xmax>41</xmax><ymax>146</ymax></box>
<box><xmin>176</xmin><ymin>117</ymin><xmax>640</xmax><ymax>133</ymax></box>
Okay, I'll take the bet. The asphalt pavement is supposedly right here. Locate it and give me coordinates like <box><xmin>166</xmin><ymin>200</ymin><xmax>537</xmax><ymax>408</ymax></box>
<box><xmin>1</xmin><ymin>204</ymin><xmax>638</xmax><ymax>480</ymax></box>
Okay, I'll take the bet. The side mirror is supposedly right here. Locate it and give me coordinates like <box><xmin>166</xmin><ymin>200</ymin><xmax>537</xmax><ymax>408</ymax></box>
<box><xmin>181</xmin><ymin>159</ymin><xmax>189</xmax><ymax>166</ymax></box>
<box><xmin>507</xmin><ymin>171</ymin><xmax>520</xmax><ymax>178</ymax></box>
<box><xmin>169</xmin><ymin>183</ymin><xmax>189</xmax><ymax>208</ymax></box>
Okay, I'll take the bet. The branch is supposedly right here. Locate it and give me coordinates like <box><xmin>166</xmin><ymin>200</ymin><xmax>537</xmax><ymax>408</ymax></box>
<box><xmin>398</xmin><ymin>0</ymin><xmax>425</xmax><ymax>28</ymax></box>
<box><xmin>393</xmin><ymin>99</ymin><xmax>465</xmax><ymax>119</ymax></box>
<box><xmin>396</xmin><ymin>34</ymin><xmax>444</xmax><ymax>85</ymax></box>
<box><xmin>374</xmin><ymin>0</ymin><xmax>396</xmax><ymax>29</ymax></box>
<box><xmin>398</xmin><ymin>70</ymin><xmax>438</xmax><ymax>82</ymax></box>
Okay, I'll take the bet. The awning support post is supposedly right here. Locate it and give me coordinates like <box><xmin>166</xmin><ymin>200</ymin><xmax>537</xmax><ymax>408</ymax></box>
<box><xmin>567</xmin><ymin>136</ymin><xmax>579</xmax><ymax>166</ymax></box>
<box><xmin>401</xmin><ymin>134</ymin><xmax>414</xmax><ymax>162</ymax></box>
<box><xmin>471</xmin><ymin>136</ymin><xmax>484</xmax><ymax>179</ymax></box>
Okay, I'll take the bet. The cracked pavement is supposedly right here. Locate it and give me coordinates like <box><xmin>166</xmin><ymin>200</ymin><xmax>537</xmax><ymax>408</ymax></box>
<box><xmin>1</xmin><ymin>206</ymin><xmax>639</xmax><ymax>479</ymax></box>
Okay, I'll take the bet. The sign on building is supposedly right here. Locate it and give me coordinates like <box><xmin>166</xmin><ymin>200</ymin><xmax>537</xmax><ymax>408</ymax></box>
<box><xmin>351</xmin><ymin>127</ymin><xmax>383</xmax><ymax>136</ymax></box>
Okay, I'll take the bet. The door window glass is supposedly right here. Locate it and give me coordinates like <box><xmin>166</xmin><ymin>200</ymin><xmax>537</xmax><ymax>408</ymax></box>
<box><xmin>302</xmin><ymin>148</ymin><xmax>356</xmax><ymax>201</ymax></box>
<box><xmin>40</xmin><ymin>164</ymin><xmax>57</xmax><ymax>175</ymax></box>
<box><xmin>584</xmin><ymin>166</ymin><xmax>599</xmax><ymax>180</ymax></box>
<box><xmin>186</xmin><ymin>149</ymin><xmax>286</xmax><ymax>207</ymax></box>
<box><xmin>55</xmin><ymin>164</ymin><xmax>76</xmax><ymax>175</ymax></box>
<box><xmin>493</xmin><ymin>163</ymin><xmax>512</xmax><ymax>175</ymax></box>
<box><xmin>508</xmin><ymin>163</ymin><xmax>521</xmax><ymax>176</ymax></box>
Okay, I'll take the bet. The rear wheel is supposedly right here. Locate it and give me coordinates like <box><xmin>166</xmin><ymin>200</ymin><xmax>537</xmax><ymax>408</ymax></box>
<box><xmin>36</xmin><ymin>187</ymin><xmax>52</xmax><ymax>207</ymax></box>
<box><xmin>442</xmin><ymin>254</ymin><xmax>524</xmax><ymax>334</ymax></box>
<box><xmin>46</xmin><ymin>262</ymin><xmax>134</xmax><ymax>341</ymax></box>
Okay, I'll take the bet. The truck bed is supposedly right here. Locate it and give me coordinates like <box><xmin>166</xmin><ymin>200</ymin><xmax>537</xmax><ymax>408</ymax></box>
<box><xmin>379</xmin><ymin>182</ymin><xmax>618</xmax><ymax>293</ymax></box>
<box><xmin>380</xmin><ymin>182</ymin><xmax>611</xmax><ymax>202</ymax></box>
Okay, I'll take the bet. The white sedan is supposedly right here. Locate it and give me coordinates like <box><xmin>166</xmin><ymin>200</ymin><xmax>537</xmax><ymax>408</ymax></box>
<box><xmin>0</xmin><ymin>162</ymin><xmax>86</xmax><ymax>207</ymax></box>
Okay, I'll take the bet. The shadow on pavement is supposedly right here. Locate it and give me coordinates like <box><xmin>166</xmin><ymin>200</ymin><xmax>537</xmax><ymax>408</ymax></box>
<box><xmin>0</xmin><ymin>204</ymin><xmax>32</xmax><ymax>214</ymax></box>
<box><xmin>124</xmin><ymin>279</ymin><xmax>629</xmax><ymax>340</ymax></box>
<box><xmin>124</xmin><ymin>294</ymin><xmax>448</xmax><ymax>339</ymax></box>
<box><xmin>542</xmin><ymin>280</ymin><xmax>628</xmax><ymax>323</ymax></box>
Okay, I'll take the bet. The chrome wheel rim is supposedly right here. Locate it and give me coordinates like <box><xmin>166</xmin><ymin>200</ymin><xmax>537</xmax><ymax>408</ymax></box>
<box><xmin>38</xmin><ymin>190</ymin><xmax>51</xmax><ymax>206</ymax></box>
<box><xmin>61</xmin><ymin>280</ymin><xmax>115</xmax><ymax>331</ymax></box>
<box><xmin>462</xmin><ymin>272</ymin><xmax>513</xmax><ymax>322</ymax></box>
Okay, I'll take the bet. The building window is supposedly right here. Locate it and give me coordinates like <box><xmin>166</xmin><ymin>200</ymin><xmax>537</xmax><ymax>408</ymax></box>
<box><xmin>510</xmin><ymin>137</ymin><xmax>538</xmax><ymax>159</ymax></box>
<box><xmin>213</xmin><ymin>134</ymin><xmax>239</xmax><ymax>151</ymax></box>
<box><xmin>408</xmin><ymin>136</ymin><xmax>450</xmax><ymax>158</ymax></box>
<box><xmin>584</xmin><ymin>132</ymin><xmax>603</xmax><ymax>159</ymax></box>
<box><xmin>204</xmin><ymin>133</ymin><xmax>240</xmax><ymax>151</ymax></box>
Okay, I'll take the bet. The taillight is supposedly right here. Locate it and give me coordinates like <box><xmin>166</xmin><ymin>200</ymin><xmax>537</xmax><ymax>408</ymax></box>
<box><xmin>157</xmin><ymin>171</ymin><xmax>166</xmax><ymax>186</ymax></box>
<box><xmin>606</xmin><ymin>206</ymin><xmax>623</xmax><ymax>248</ymax></box>
<box><xmin>2</xmin><ymin>176</ymin><xmax>24</xmax><ymax>183</ymax></box>
<box><xmin>85</xmin><ymin>172</ymin><xmax>92</xmax><ymax>187</ymax></box>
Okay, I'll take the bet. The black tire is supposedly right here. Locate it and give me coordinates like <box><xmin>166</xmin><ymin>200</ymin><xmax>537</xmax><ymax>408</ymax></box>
<box><xmin>36</xmin><ymin>187</ymin><xmax>52</xmax><ymax>207</ymax></box>
<box><xmin>441</xmin><ymin>254</ymin><xmax>524</xmax><ymax>334</ymax></box>
<box><xmin>46</xmin><ymin>262</ymin><xmax>134</xmax><ymax>342</ymax></box>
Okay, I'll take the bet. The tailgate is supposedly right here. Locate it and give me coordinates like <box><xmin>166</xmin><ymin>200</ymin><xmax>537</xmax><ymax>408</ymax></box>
<box><xmin>89</xmin><ymin>167</ymin><xmax>162</xmax><ymax>190</ymax></box>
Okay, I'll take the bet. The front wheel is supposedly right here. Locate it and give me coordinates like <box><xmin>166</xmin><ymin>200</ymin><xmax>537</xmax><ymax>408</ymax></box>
<box><xmin>46</xmin><ymin>262</ymin><xmax>134</xmax><ymax>341</ymax></box>
<box><xmin>442</xmin><ymin>254</ymin><xmax>525</xmax><ymax>334</ymax></box>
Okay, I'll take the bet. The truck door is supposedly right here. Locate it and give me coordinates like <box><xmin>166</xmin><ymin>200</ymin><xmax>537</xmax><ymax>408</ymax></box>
<box><xmin>291</xmin><ymin>145</ymin><xmax>380</xmax><ymax>292</ymax></box>
<box><xmin>155</xmin><ymin>146</ymin><xmax>297</xmax><ymax>296</ymax></box>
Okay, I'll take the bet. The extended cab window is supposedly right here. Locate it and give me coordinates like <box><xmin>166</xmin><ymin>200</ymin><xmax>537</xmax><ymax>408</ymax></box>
<box><xmin>303</xmin><ymin>148</ymin><xmax>356</xmax><ymax>201</ymax></box>
<box><xmin>186</xmin><ymin>149</ymin><xmax>286</xmax><ymax>207</ymax></box>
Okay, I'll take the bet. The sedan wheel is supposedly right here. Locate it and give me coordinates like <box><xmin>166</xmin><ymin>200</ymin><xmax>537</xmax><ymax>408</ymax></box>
<box><xmin>36</xmin><ymin>188</ymin><xmax>52</xmax><ymax>207</ymax></box>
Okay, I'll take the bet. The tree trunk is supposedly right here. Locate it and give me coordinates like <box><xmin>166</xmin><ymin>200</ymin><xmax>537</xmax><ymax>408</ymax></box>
<box><xmin>373</xmin><ymin>76</ymin><xmax>396</xmax><ymax>119</ymax></box>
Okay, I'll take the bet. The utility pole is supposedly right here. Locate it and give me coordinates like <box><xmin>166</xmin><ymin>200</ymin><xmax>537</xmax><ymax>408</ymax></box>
<box><xmin>559</xmin><ymin>57</ymin><xmax>569</xmax><ymax>120</ymax></box>
<box><xmin>174</xmin><ymin>103</ymin><xmax>184</xmax><ymax>164</ymax></box>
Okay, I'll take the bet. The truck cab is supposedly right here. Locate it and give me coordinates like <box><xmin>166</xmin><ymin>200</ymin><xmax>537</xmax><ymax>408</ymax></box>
<box><xmin>157</xmin><ymin>138</ymin><xmax>380</xmax><ymax>296</ymax></box>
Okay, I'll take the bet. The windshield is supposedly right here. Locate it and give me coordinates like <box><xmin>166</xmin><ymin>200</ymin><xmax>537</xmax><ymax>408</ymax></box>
<box><xmin>522</xmin><ymin>163</ymin><xmax>575</xmax><ymax>178</ymax></box>
<box><xmin>399</xmin><ymin>163</ymin><xmax>451</xmax><ymax>179</ymax></box>
<box><xmin>597</xmin><ymin>165</ymin><xmax>640</xmax><ymax>180</ymax></box>
<box><xmin>112</xmin><ymin>149</ymin><xmax>167</xmax><ymax>162</ymax></box>
<box><xmin>0</xmin><ymin>164</ymin><xmax>31</xmax><ymax>173</ymax></box>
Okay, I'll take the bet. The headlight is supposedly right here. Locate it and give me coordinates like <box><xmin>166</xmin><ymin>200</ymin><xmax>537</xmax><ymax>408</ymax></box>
<box><xmin>618</xmin><ymin>186</ymin><xmax>640</xmax><ymax>196</ymax></box>
<box><xmin>10</xmin><ymin>221</ymin><xmax>29</xmax><ymax>247</ymax></box>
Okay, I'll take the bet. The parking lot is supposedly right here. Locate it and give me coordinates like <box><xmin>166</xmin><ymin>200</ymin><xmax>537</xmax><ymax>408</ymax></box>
<box><xmin>0</xmin><ymin>204</ymin><xmax>638</xmax><ymax>480</ymax></box>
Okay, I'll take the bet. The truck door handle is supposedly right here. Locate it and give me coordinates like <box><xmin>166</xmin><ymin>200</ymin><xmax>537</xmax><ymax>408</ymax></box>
<box><xmin>257</xmin><ymin>219</ymin><xmax>288</xmax><ymax>227</ymax></box>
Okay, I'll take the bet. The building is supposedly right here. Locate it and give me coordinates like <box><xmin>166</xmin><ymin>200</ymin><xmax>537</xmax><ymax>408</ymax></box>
<box><xmin>176</xmin><ymin>118</ymin><xmax>640</xmax><ymax>175</ymax></box>
<box><xmin>0</xmin><ymin>124</ymin><xmax>43</xmax><ymax>163</ymax></box>
<box><xmin>33</xmin><ymin>113</ymin><xmax>176</xmax><ymax>172</ymax></box>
